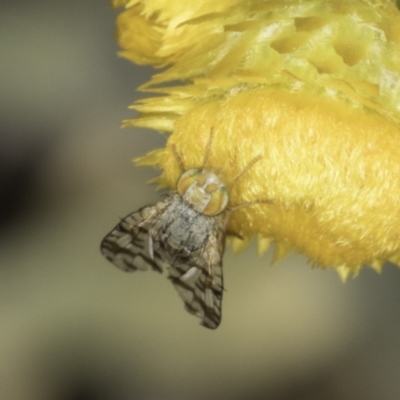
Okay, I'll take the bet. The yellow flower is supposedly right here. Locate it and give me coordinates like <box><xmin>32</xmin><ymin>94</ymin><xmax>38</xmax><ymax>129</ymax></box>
<box><xmin>114</xmin><ymin>0</ymin><xmax>400</xmax><ymax>280</ymax></box>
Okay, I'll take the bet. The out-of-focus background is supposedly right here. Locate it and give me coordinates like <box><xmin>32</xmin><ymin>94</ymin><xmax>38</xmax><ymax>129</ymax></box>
<box><xmin>2</xmin><ymin>1</ymin><xmax>400</xmax><ymax>399</ymax></box>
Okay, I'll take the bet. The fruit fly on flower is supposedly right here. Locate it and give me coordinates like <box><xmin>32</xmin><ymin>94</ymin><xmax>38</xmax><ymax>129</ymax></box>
<box><xmin>101</xmin><ymin>129</ymin><xmax>272</xmax><ymax>329</ymax></box>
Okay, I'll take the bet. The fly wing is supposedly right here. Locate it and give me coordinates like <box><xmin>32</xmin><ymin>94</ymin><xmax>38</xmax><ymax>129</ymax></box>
<box><xmin>168</xmin><ymin>216</ymin><xmax>226</xmax><ymax>329</ymax></box>
<box><xmin>100</xmin><ymin>201</ymin><xmax>169</xmax><ymax>273</ymax></box>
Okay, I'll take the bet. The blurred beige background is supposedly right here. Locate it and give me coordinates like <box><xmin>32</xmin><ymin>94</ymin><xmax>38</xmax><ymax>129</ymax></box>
<box><xmin>1</xmin><ymin>1</ymin><xmax>400</xmax><ymax>400</ymax></box>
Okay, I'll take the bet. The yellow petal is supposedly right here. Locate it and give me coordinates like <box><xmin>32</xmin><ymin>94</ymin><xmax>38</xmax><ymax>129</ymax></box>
<box><xmin>231</xmin><ymin>236</ymin><xmax>252</xmax><ymax>254</ymax></box>
<box><xmin>257</xmin><ymin>236</ymin><xmax>272</xmax><ymax>256</ymax></box>
<box><xmin>336</xmin><ymin>265</ymin><xmax>352</xmax><ymax>283</ymax></box>
<box><xmin>272</xmin><ymin>241</ymin><xmax>293</xmax><ymax>265</ymax></box>
<box><xmin>134</xmin><ymin>148</ymin><xmax>165</xmax><ymax>166</ymax></box>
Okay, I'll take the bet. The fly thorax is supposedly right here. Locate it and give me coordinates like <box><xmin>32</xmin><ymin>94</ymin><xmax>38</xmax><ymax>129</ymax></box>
<box><xmin>176</xmin><ymin>168</ymin><xmax>229</xmax><ymax>216</ymax></box>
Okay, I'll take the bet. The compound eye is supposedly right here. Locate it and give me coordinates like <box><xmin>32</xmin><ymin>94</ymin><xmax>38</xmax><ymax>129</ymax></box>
<box><xmin>177</xmin><ymin>169</ymin><xmax>203</xmax><ymax>196</ymax></box>
<box><xmin>205</xmin><ymin>183</ymin><xmax>218</xmax><ymax>193</ymax></box>
<box><xmin>203</xmin><ymin>185</ymin><xmax>229</xmax><ymax>216</ymax></box>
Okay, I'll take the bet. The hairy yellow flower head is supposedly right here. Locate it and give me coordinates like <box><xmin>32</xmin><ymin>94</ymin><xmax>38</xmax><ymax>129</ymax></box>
<box><xmin>114</xmin><ymin>0</ymin><xmax>400</xmax><ymax>279</ymax></box>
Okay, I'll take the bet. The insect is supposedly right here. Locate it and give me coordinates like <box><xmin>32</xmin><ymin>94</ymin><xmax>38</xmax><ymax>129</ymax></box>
<box><xmin>100</xmin><ymin>129</ymin><xmax>272</xmax><ymax>329</ymax></box>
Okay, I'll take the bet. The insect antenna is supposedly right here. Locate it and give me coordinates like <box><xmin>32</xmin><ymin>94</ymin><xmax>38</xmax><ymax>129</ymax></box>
<box><xmin>228</xmin><ymin>154</ymin><xmax>274</xmax><ymax>211</ymax></box>
<box><xmin>229</xmin><ymin>198</ymin><xmax>273</xmax><ymax>212</ymax></box>
<box><xmin>228</xmin><ymin>155</ymin><xmax>262</xmax><ymax>190</ymax></box>
<box><xmin>171</xmin><ymin>143</ymin><xmax>186</xmax><ymax>173</ymax></box>
<box><xmin>171</xmin><ymin>127</ymin><xmax>216</xmax><ymax>173</ymax></box>
<box><xmin>201</xmin><ymin>127</ymin><xmax>215</xmax><ymax>167</ymax></box>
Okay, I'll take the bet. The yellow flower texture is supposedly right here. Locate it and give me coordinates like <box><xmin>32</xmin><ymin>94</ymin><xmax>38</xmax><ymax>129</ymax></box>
<box><xmin>114</xmin><ymin>0</ymin><xmax>400</xmax><ymax>280</ymax></box>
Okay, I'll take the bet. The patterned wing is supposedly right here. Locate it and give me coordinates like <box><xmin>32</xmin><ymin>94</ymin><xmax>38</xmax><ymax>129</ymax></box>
<box><xmin>168</xmin><ymin>217</ymin><xmax>226</xmax><ymax>329</ymax></box>
<box><xmin>101</xmin><ymin>193</ymin><xmax>227</xmax><ymax>329</ymax></box>
<box><xmin>100</xmin><ymin>202</ymin><xmax>169</xmax><ymax>273</ymax></box>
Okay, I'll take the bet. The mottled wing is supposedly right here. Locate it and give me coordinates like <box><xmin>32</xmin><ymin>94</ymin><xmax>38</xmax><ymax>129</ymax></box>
<box><xmin>168</xmin><ymin>217</ymin><xmax>226</xmax><ymax>329</ymax></box>
<box><xmin>100</xmin><ymin>202</ymin><xmax>169</xmax><ymax>273</ymax></box>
